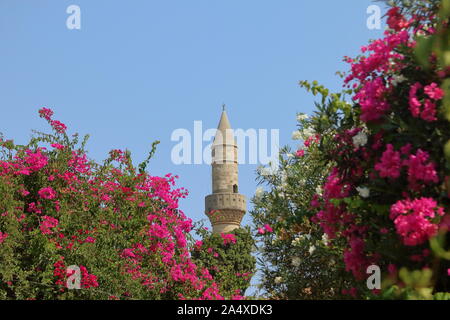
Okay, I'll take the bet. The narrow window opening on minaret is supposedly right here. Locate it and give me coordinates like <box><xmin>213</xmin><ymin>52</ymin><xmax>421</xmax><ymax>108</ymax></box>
<box><xmin>233</xmin><ymin>184</ymin><xmax>238</xmax><ymax>193</ymax></box>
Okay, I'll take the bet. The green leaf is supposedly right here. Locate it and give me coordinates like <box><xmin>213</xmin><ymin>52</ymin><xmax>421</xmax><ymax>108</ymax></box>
<box><xmin>414</xmin><ymin>36</ymin><xmax>434</xmax><ymax>69</ymax></box>
<box><xmin>434</xmin><ymin>292</ymin><xmax>450</xmax><ymax>300</ymax></box>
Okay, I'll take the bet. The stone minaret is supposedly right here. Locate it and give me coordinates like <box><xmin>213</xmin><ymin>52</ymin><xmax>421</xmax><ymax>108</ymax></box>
<box><xmin>205</xmin><ymin>106</ymin><xmax>246</xmax><ymax>234</ymax></box>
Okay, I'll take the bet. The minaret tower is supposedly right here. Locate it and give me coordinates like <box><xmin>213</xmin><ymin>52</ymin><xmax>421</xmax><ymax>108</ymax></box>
<box><xmin>205</xmin><ymin>106</ymin><xmax>246</xmax><ymax>234</ymax></box>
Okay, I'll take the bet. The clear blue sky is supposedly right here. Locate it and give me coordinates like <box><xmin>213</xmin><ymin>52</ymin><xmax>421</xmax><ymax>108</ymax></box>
<box><xmin>0</xmin><ymin>1</ymin><xmax>385</xmax><ymax>230</ymax></box>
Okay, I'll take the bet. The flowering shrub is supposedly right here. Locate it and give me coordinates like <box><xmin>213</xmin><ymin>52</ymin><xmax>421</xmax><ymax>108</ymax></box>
<box><xmin>250</xmin><ymin>125</ymin><xmax>357</xmax><ymax>299</ymax></box>
<box><xmin>254</xmin><ymin>0</ymin><xmax>450</xmax><ymax>299</ymax></box>
<box><xmin>0</xmin><ymin>108</ymin><xmax>234</xmax><ymax>300</ymax></box>
<box><xmin>302</xmin><ymin>0</ymin><xmax>450</xmax><ymax>298</ymax></box>
<box><xmin>191</xmin><ymin>227</ymin><xmax>255</xmax><ymax>300</ymax></box>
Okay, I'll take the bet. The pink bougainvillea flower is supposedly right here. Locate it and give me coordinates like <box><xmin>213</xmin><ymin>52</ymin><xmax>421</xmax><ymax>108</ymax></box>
<box><xmin>421</xmin><ymin>99</ymin><xmax>437</xmax><ymax>122</ymax></box>
<box><xmin>80</xmin><ymin>265</ymin><xmax>99</xmax><ymax>288</ymax></box>
<box><xmin>85</xmin><ymin>236</ymin><xmax>96</xmax><ymax>243</ymax></box>
<box><xmin>409</xmin><ymin>82</ymin><xmax>423</xmax><ymax>118</ymax></box>
<box><xmin>257</xmin><ymin>224</ymin><xmax>273</xmax><ymax>235</ymax></box>
<box><xmin>343</xmin><ymin>236</ymin><xmax>368</xmax><ymax>280</ymax></box>
<box><xmin>296</xmin><ymin>149</ymin><xmax>305</xmax><ymax>157</ymax></box>
<box><xmin>51</xmin><ymin>143</ymin><xmax>65</xmax><ymax>150</ymax></box>
<box><xmin>0</xmin><ymin>232</ymin><xmax>8</xmax><ymax>244</ymax></box>
<box><xmin>53</xmin><ymin>257</ymin><xmax>66</xmax><ymax>287</ymax></box>
<box><xmin>220</xmin><ymin>233</ymin><xmax>237</xmax><ymax>245</ymax></box>
<box><xmin>50</xmin><ymin>120</ymin><xmax>67</xmax><ymax>134</ymax></box>
<box><xmin>404</xmin><ymin>149</ymin><xmax>439</xmax><ymax>189</ymax></box>
<box><xmin>424</xmin><ymin>83</ymin><xmax>444</xmax><ymax>100</ymax></box>
<box><xmin>386</xmin><ymin>7</ymin><xmax>410</xmax><ymax>31</ymax></box>
<box><xmin>121</xmin><ymin>248</ymin><xmax>137</xmax><ymax>259</ymax></box>
<box><xmin>194</xmin><ymin>240</ymin><xmax>203</xmax><ymax>250</ymax></box>
<box><xmin>375</xmin><ymin>144</ymin><xmax>402</xmax><ymax>179</ymax></box>
<box><xmin>354</xmin><ymin>77</ymin><xmax>391</xmax><ymax>123</ymax></box>
<box><xmin>38</xmin><ymin>107</ymin><xmax>54</xmax><ymax>121</ymax></box>
<box><xmin>231</xmin><ymin>293</ymin><xmax>245</xmax><ymax>300</ymax></box>
<box><xmin>20</xmin><ymin>149</ymin><xmax>48</xmax><ymax>173</ymax></box>
<box><xmin>40</xmin><ymin>216</ymin><xmax>59</xmax><ymax>235</ymax></box>
<box><xmin>390</xmin><ymin>198</ymin><xmax>445</xmax><ymax>246</ymax></box>
<box><xmin>323</xmin><ymin>168</ymin><xmax>350</xmax><ymax>200</ymax></box>
<box><xmin>27</xmin><ymin>202</ymin><xmax>42</xmax><ymax>214</ymax></box>
<box><xmin>38</xmin><ymin>187</ymin><xmax>57</xmax><ymax>200</ymax></box>
<box><xmin>54</xmin><ymin>200</ymin><xmax>61</xmax><ymax>212</ymax></box>
<box><xmin>310</xmin><ymin>194</ymin><xmax>320</xmax><ymax>208</ymax></box>
<box><xmin>409</xmin><ymin>83</ymin><xmax>440</xmax><ymax>122</ymax></box>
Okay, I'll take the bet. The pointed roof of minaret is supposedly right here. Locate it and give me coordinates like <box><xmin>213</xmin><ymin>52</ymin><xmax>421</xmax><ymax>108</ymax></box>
<box><xmin>213</xmin><ymin>104</ymin><xmax>235</xmax><ymax>146</ymax></box>
<box><xmin>217</xmin><ymin>105</ymin><xmax>231</xmax><ymax>131</ymax></box>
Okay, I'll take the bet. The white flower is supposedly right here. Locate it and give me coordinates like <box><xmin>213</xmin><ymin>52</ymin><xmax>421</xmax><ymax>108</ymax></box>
<box><xmin>415</xmin><ymin>30</ymin><xmax>426</xmax><ymax>37</ymax></box>
<box><xmin>259</xmin><ymin>166</ymin><xmax>275</xmax><ymax>177</ymax></box>
<box><xmin>292</xmin><ymin>131</ymin><xmax>302</xmax><ymax>140</ymax></box>
<box><xmin>321</xmin><ymin>233</ymin><xmax>329</xmax><ymax>246</ymax></box>
<box><xmin>291</xmin><ymin>257</ymin><xmax>301</xmax><ymax>267</ymax></box>
<box><xmin>315</xmin><ymin>186</ymin><xmax>323</xmax><ymax>196</ymax></box>
<box><xmin>308</xmin><ymin>245</ymin><xmax>316</xmax><ymax>255</ymax></box>
<box><xmin>391</xmin><ymin>74</ymin><xmax>407</xmax><ymax>86</ymax></box>
<box><xmin>274</xmin><ymin>277</ymin><xmax>283</xmax><ymax>284</ymax></box>
<box><xmin>301</xmin><ymin>127</ymin><xmax>315</xmax><ymax>139</ymax></box>
<box><xmin>255</xmin><ymin>187</ymin><xmax>264</xmax><ymax>199</ymax></box>
<box><xmin>286</xmin><ymin>153</ymin><xmax>294</xmax><ymax>158</ymax></box>
<box><xmin>297</xmin><ymin>113</ymin><xmax>309</xmax><ymax>122</ymax></box>
<box><xmin>356</xmin><ymin>186</ymin><xmax>370</xmax><ymax>198</ymax></box>
<box><xmin>352</xmin><ymin>131</ymin><xmax>368</xmax><ymax>148</ymax></box>
<box><xmin>291</xmin><ymin>237</ymin><xmax>301</xmax><ymax>246</ymax></box>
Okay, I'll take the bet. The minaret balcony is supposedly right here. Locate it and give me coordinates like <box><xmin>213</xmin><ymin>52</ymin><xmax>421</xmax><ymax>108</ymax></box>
<box><xmin>204</xmin><ymin>193</ymin><xmax>246</xmax><ymax>215</ymax></box>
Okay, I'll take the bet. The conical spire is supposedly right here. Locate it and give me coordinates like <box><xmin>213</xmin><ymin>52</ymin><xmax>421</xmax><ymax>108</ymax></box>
<box><xmin>217</xmin><ymin>109</ymin><xmax>231</xmax><ymax>132</ymax></box>
<box><xmin>213</xmin><ymin>105</ymin><xmax>234</xmax><ymax>147</ymax></box>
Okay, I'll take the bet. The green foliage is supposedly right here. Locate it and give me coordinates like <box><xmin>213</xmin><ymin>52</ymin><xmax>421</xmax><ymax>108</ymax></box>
<box><xmin>191</xmin><ymin>227</ymin><xmax>256</xmax><ymax>298</ymax></box>
<box><xmin>250</xmin><ymin>104</ymin><xmax>357</xmax><ymax>299</ymax></box>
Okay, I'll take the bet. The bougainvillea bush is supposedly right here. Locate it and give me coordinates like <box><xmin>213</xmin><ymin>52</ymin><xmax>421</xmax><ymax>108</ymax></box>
<box><xmin>254</xmin><ymin>0</ymin><xmax>450</xmax><ymax>299</ymax></box>
<box><xmin>0</xmin><ymin>108</ymin><xmax>235</xmax><ymax>300</ymax></box>
<box><xmin>308</xmin><ymin>1</ymin><xmax>450</xmax><ymax>298</ymax></box>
